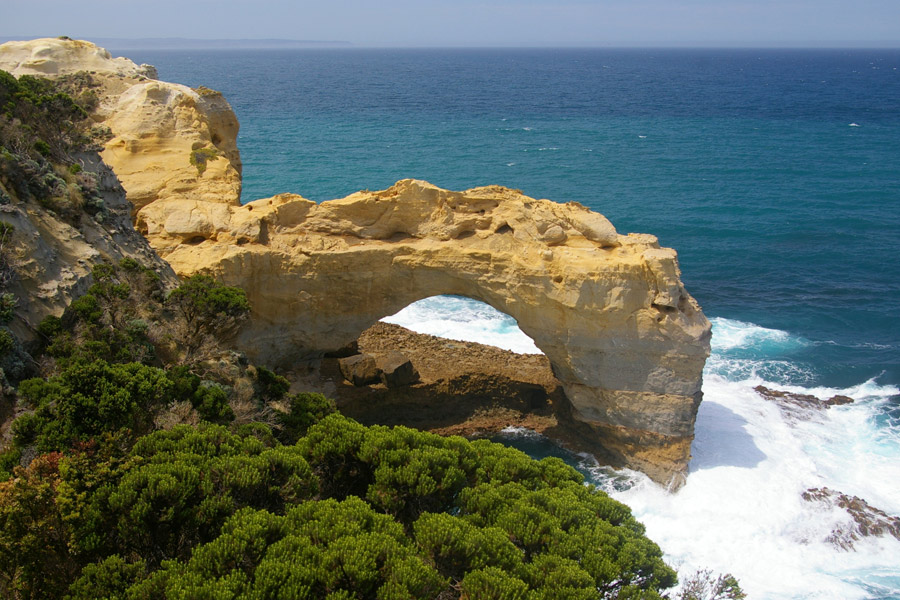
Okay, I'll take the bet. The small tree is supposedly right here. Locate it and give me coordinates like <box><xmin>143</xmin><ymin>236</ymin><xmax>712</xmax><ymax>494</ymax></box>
<box><xmin>165</xmin><ymin>274</ymin><xmax>249</xmax><ymax>366</ymax></box>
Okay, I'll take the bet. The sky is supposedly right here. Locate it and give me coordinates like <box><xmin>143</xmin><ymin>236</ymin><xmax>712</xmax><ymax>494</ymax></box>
<box><xmin>3</xmin><ymin>0</ymin><xmax>900</xmax><ymax>47</ymax></box>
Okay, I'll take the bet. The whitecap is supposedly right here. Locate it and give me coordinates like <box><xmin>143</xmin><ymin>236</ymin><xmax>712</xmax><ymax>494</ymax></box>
<box><xmin>849</xmin><ymin>123</ymin><xmax>860</xmax><ymax>127</ymax></box>
<box><xmin>612</xmin><ymin>371</ymin><xmax>900</xmax><ymax>600</ymax></box>
<box><xmin>709</xmin><ymin>317</ymin><xmax>809</xmax><ymax>354</ymax></box>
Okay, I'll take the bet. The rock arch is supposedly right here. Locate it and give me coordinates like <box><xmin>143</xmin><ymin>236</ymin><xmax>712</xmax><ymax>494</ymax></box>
<box><xmin>144</xmin><ymin>180</ymin><xmax>711</xmax><ymax>485</ymax></box>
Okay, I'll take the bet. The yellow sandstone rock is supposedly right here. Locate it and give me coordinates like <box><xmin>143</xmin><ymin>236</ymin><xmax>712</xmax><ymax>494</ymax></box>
<box><xmin>0</xmin><ymin>37</ymin><xmax>242</xmax><ymax>217</ymax></box>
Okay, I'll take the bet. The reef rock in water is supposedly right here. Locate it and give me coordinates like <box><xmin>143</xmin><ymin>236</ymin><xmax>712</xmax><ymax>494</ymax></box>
<box><xmin>0</xmin><ymin>38</ymin><xmax>712</xmax><ymax>486</ymax></box>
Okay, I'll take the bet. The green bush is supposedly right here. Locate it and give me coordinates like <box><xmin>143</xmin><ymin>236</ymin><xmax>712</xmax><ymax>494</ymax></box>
<box><xmin>276</xmin><ymin>392</ymin><xmax>336</xmax><ymax>444</ymax></box>
<box><xmin>165</xmin><ymin>274</ymin><xmax>249</xmax><ymax>364</ymax></box>
<box><xmin>14</xmin><ymin>360</ymin><xmax>176</xmax><ymax>451</ymax></box>
<box><xmin>189</xmin><ymin>146</ymin><xmax>219</xmax><ymax>175</ymax></box>
<box><xmin>0</xmin><ymin>293</ymin><xmax>18</xmax><ymax>325</ymax></box>
<box><xmin>42</xmin><ymin>262</ymin><xmax>164</xmax><ymax>367</ymax></box>
<box><xmin>0</xmin><ymin>411</ymin><xmax>677</xmax><ymax>599</ymax></box>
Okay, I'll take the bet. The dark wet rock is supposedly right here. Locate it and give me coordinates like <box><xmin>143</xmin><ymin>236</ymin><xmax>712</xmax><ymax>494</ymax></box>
<box><xmin>338</xmin><ymin>353</ymin><xmax>380</xmax><ymax>386</ymax></box>
<box><xmin>377</xmin><ymin>351</ymin><xmax>419</xmax><ymax>388</ymax></box>
<box><xmin>754</xmin><ymin>385</ymin><xmax>854</xmax><ymax>411</ymax></box>
<box><xmin>802</xmin><ymin>487</ymin><xmax>900</xmax><ymax>550</ymax></box>
<box><xmin>825</xmin><ymin>394</ymin><xmax>854</xmax><ymax>406</ymax></box>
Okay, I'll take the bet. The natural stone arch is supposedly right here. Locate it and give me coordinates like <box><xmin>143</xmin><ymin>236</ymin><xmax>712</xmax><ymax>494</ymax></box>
<box><xmin>144</xmin><ymin>180</ymin><xmax>711</xmax><ymax>485</ymax></box>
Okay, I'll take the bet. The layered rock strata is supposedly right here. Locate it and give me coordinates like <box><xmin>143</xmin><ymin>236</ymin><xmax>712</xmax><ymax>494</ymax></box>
<box><xmin>0</xmin><ymin>38</ymin><xmax>712</xmax><ymax>484</ymax></box>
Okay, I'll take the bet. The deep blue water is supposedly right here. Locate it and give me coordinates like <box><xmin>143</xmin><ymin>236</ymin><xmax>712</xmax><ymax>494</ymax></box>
<box><xmin>119</xmin><ymin>47</ymin><xmax>900</xmax><ymax>598</ymax></box>
<box><xmin>127</xmin><ymin>48</ymin><xmax>900</xmax><ymax>390</ymax></box>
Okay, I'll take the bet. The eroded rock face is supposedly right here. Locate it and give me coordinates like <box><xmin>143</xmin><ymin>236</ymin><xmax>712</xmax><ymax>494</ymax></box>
<box><xmin>0</xmin><ymin>38</ymin><xmax>243</xmax><ymax>217</ymax></box>
<box><xmin>0</xmin><ymin>153</ymin><xmax>178</xmax><ymax>342</ymax></box>
<box><xmin>147</xmin><ymin>179</ymin><xmax>711</xmax><ymax>485</ymax></box>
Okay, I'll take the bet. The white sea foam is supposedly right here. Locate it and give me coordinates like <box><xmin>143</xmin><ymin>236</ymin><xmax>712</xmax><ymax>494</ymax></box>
<box><xmin>381</xmin><ymin>295</ymin><xmax>541</xmax><ymax>354</ymax></box>
<box><xmin>609</xmin><ymin>318</ymin><xmax>900</xmax><ymax>599</ymax></box>
<box><xmin>385</xmin><ymin>303</ymin><xmax>900</xmax><ymax>598</ymax></box>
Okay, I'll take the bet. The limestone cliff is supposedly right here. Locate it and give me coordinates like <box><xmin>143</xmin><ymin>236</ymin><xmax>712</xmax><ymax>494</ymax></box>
<box><xmin>0</xmin><ymin>37</ymin><xmax>242</xmax><ymax>216</ymax></box>
<box><xmin>0</xmin><ymin>38</ymin><xmax>712</xmax><ymax>485</ymax></box>
<box><xmin>0</xmin><ymin>152</ymin><xmax>177</xmax><ymax>343</ymax></box>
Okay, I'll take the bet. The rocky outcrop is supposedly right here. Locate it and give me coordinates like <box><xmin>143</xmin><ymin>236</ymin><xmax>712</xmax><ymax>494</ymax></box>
<box><xmin>0</xmin><ymin>152</ymin><xmax>177</xmax><ymax>343</ymax></box>
<box><xmin>754</xmin><ymin>386</ymin><xmax>854</xmax><ymax>409</ymax></box>
<box><xmin>0</xmin><ymin>39</ymin><xmax>712</xmax><ymax>485</ymax></box>
<box><xmin>803</xmin><ymin>487</ymin><xmax>900</xmax><ymax>550</ymax></box>
<box><xmin>143</xmin><ymin>179</ymin><xmax>711</xmax><ymax>484</ymax></box>
<box><xmin>754</xmin><ymin>386</ymin><xmax>855</xmax><ymax>424</ymax></box>
<box><xmin>307</xmin><ymin>322</ymin><xmax>568</xmax><ymax>441</ymax></box>
<box><xmin>0</xmin><ymin>38</ymin><xmax>243</xmax><ymax>218</ymax></box>
<box><xmin>0</xmin><ymin>37</ymin><xmax>157</xmax><ymax>78</ymax></box>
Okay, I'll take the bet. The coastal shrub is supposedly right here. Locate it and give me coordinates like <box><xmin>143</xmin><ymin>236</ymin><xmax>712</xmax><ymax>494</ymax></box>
<box><xmin>13</xmin><ymin>360</ymin><xmax>176</xmax><ymax>452</ymax></box>
<box><xmin>678</xmin><ymin>569</ymin><xmax>746</xmax><ymax>600</ymax></box>
<box><xmin>40</xmin><ymin>261</ymin><xmax>165</xmax><ymax>367</ymax></box>
<box><xmin>0</xmin><ymin>221</ymin><xmax>16</xmax><ymax>292</ymax></box>
<box><xmin>189</xmin><ymin>146</ymin><xmax>219</xmax><ymax>175</ymax></box>
<box><xmin>165</xmin><ymin>274</ymin><xmax>249</xmax><ymax>366</ymax></box>
<box><xmin>0</xmin><ymin>408</ymin><xmax>677</xmax><ymax>599</ymax></box>
<box><xmin>165</xmin><ymin>366</ymin><xmax>234</xmax><ymax>424</ymax></box>
<box><xmin>0</xmin><ymin>293</ymin><xmax>17</xmax><ymax>324</ymax></box>
<box><xmin>0</xmin><ymin>70</ymin><xmax>91</xmax><ymax>164</ymax></box>
<box><xmin>275</xmin><ymin>392</ymin><xmax>336</xmax><ymax>443</ymax></box>
<box><xmin>64</xmin><ymin>424</ymin><xmax>317</xmax><ymax>566</ymax></box>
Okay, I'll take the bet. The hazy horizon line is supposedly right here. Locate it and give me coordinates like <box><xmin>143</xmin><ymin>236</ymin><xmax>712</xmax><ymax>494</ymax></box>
<box><xmin>2</xmin><ymin>35</ymin><xmax>898</xmax><ymax>51</ymax></box>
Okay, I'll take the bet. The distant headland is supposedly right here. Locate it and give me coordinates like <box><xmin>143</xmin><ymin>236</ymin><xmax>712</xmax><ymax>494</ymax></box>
<box><xmin>0</xmin><ymin>37</ymin><xmax>353</xmax><ymax>51</ymax></box>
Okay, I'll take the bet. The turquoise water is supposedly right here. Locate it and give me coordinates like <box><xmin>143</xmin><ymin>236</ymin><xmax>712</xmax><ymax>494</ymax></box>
<box><xmin>124</xmin><ymin>48</ymin><xmax>900</xmax><ymax>598</ymax></box>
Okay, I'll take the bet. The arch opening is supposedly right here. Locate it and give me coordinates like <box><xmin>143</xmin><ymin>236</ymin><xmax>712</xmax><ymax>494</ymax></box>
<box><xmin>380</xmin><ymin>295</ymin><xmax>543</xmax><ymax>356</ymax></box>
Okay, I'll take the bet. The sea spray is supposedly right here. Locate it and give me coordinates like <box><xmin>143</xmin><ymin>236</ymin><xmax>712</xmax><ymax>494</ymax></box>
<box><xmin>387</xmin><ymin>298</ymin><xmax>900</xmax><ymax>599</ymax></box>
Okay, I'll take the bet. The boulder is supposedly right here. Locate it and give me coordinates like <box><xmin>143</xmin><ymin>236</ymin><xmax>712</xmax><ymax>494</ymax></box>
<box><xmin>339</xmin><ymin>354</ymin><xmax>380</xmax><ymax>387</ymax></box>
<box><xmin>377</xmin><ymin>351</ymin><xmax>419</xmax><ymax>388</ymax></box>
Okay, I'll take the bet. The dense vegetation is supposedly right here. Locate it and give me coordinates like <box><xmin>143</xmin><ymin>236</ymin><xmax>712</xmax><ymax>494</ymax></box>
<box><xmin>0</xmin><ymin>258</ymin><xmax>685</xmax><ymax>599</ymax></box>
<box><xmin>0</xmin><ymin>68</ymin><xmax>110</xmax><ymax>222</ymax></box>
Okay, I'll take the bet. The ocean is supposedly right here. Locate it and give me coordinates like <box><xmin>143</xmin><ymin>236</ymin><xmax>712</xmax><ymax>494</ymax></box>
<box><xmin>125</xmin><ymin>47</ymin><xmax>900</xmax><ymax>599</ymax></box>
